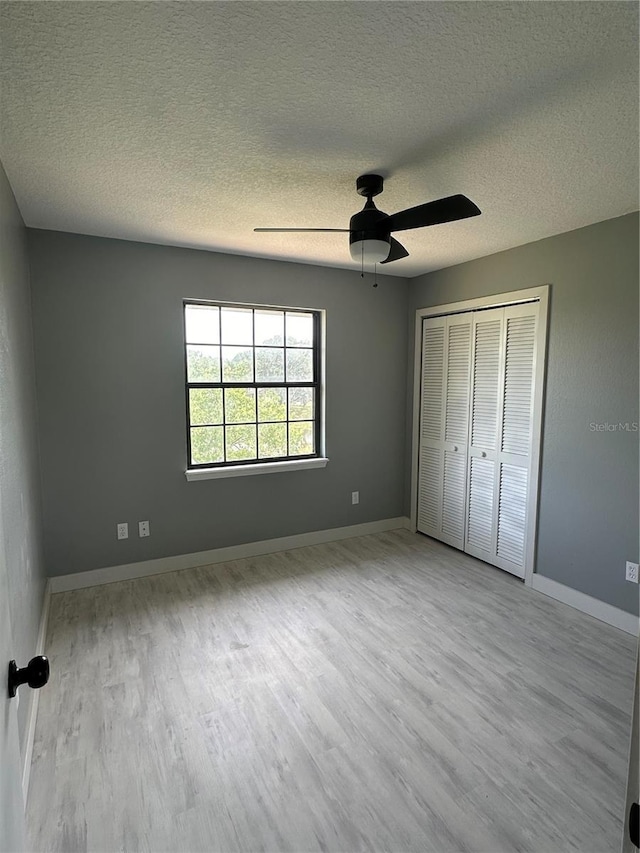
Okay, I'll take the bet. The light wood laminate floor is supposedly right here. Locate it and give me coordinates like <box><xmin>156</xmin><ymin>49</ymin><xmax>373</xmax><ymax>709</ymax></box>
<box><xmin>28</xmin><ymin>530</ymin><xmax>636</xmax><ymax>853</ymax></box>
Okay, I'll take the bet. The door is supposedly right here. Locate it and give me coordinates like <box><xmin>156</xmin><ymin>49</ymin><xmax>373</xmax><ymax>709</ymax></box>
<box><xmin>488</xmin><ymin>302</ymin><xmax>539</xmax><ymax>578</ymax></box>
<box><xmin>0</xmin><ymin>491</ymin><xmax>27</xmax><ymax>851</ymax></box>
<box><xmin>464</xmin><ymin>302</ymin><xmax>540</xmax><ymax>578</ymax></box>
<box><xmin>417</xmin><ymin>299</ymin><xmax>543</xmax><ymax>580</ymax></box>
<box><xmin>465</xmin><ymin>306</ymin><xmax>505</xmax><ymax>564</ymax></box>
<box><xmin>622</xmin><ymin>638</ymin><xmax>639</xmax><ymax>852</ymax></box>
<box><xmin>417</xmin><ymin>313</ymin><xmax>472</xmax><ymax>549</ymax></box>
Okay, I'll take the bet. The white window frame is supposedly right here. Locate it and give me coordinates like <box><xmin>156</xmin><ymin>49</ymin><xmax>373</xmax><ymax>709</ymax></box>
<box><xmin>184</xmin><ymin>300</ymin><xmax>328</xmax><ymax>481</ymax></box>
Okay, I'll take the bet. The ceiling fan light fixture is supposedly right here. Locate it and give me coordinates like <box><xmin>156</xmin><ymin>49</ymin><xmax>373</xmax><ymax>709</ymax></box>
<box><xmin>349</xmin><ymin>238</ymin><xmax>390</xmax><ymax>264</ymax></box>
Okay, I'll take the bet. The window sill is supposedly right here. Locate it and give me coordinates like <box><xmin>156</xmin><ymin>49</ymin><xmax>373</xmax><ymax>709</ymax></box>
<box><xmin>185</xmin><ymin>457</ymin><xmax>329</xmax><ymax>482</ymax></box>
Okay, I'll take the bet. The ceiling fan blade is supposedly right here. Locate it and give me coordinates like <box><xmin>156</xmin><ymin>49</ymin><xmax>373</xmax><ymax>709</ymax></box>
<box><xmin>380</xmin><ymin>237</ymin><xmax>409</xmax><ymax>264</ymax></box>
<box><xmin>254</xmin><ymin>227</ymin><xmax>349</xmax><ymax>232</ymax></box>
<box><xmin>385</xmin><ymin>194</ymin><xmax>481</xmax><ymax>233</ymax></box>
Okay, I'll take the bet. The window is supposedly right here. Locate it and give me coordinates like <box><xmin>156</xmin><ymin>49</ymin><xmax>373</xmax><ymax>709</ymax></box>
<box><xmin>184</xmin><ymin>300</ymin><xmax>323</xmax><ymax>474</ymax></box>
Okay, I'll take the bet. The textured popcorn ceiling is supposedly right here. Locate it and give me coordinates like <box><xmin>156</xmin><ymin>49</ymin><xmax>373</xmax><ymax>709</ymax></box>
<box><xmin>0</xmin><ymin>1</ymin><xmax>638</xmax><ymax>277</ymax></box>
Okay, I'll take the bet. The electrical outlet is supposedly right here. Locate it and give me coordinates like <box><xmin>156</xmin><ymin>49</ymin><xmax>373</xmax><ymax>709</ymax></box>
<box><xmin>351</xmin><ymin>491</ymin><xmax>359</xmax><ymax>505</ymax></box>
<box><xmin>626</xmin><ymin>561</ymin><xmax>639</xmax><ymax>583</ymax></box>
<box><xmin>117</xmin><ymin>522</ymin><xmax>128</xmax><ymax>540</ymax></box>
<box><xmin>139</xmin><ymin>520</ymin><xmax>150</xmax><ymax>538</ymax></box>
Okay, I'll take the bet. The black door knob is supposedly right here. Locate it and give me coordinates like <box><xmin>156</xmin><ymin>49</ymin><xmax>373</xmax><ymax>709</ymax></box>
<box><xmin>630</xmin><ymin>802</ymin><xmax>639</xmax><ymax>848</ymax></box>
<box><xmin>8</xmin><ymin>656</ymin><xmax>50</xmax><ymax>698</ymax></box>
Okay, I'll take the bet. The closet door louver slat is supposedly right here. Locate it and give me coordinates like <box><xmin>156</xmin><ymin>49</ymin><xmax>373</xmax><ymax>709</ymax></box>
<box><xmin>467</xmin><ymin>456</ymin><xmax>495</xmax><ymax>552</ymax></box>
<box><xmin>442</xmin><ymin>450</ymin><xmax>467</xmax><ymax>543</ymax></box>
<box><xmin>470</xmin><ymin>318</ymin><xmax>502</xmax><ymax>451</ymax></box>
<box><xmin>497</xmin><ymin>463</ymin><xmax>528</xmax><ymax>565</ymax></box>
<box><xmin>418</xmin><ymin>447</ymin><xmax>441</xmax><ymax>532</ymax></box>
<box><xmin>421</xmin><ymin>325</ymin><xmax>445</xmax><ymax>444</ymax></box>
<box><xmin>501</xmin><ymin>315</ymin><xmax>536</xmax><ymax>456</ymax></box>
<box><xmin>445</xmin><ymin>323</ymin><xmax>472</xmax><ymax>446</ymax></box>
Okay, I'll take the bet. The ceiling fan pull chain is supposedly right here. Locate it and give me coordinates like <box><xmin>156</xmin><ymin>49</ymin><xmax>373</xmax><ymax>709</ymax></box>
<box><xmin>373</xmin><ymin>263</ymin><xmax>378</xmax><ymax>288</ymax></box>
<box><xmin>361</xmin><ymin>241</ymin><xmax>364</xmax><ymax>277</ymax></box>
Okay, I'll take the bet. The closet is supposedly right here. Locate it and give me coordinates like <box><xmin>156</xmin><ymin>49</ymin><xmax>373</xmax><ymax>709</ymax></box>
<box><xmin>416</xmin><ymin>295</ymin><xmax>545</xmax><ymax>579</ymax></box>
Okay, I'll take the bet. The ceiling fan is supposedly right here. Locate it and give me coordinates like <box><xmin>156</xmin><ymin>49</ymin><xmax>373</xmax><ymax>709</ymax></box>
<box><xmin>254</xmin><ymin>174</ymin><xmax>481</xmax><ymax>265</ymax></box>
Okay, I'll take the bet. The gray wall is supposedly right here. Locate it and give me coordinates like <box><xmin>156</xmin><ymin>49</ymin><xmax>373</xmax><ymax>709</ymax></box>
<box><xmin>27</xmin><ymin>230</ymin><xmax>409</xmax><ymax>576</ymax></box>
<box><xmin>0</xmin><ymin>163</ymin><xmax>46</xmax><ymax>744</ymax></box>
<box><xmin>407</xmin><ymin>213</ymin><xmax>639</xmax><ymax>615</ymax></box>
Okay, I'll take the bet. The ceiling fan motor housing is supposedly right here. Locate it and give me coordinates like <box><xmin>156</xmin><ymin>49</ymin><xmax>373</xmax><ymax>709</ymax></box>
<box><xmin>349</xmin><ymin>200</ymin><xmax>391</xmax><ymax>263</ymax></box>
<box><xmin>349</xmin><ymin>201</ymin><xmax>390</xmax><ymax>247</ymax></box>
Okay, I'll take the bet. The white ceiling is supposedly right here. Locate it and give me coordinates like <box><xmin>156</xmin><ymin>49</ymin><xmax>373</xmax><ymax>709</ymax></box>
<box><xmin>1</xmin><ymin>2</ymin><xmax>638</xmax><ymax>278</ymax></box>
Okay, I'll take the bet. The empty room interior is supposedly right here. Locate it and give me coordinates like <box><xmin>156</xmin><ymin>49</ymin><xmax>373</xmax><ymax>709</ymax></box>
<box><xmin>1</xmin><ymin>2</ymin><xmax>639</xmax><ymax>852</ymax></box>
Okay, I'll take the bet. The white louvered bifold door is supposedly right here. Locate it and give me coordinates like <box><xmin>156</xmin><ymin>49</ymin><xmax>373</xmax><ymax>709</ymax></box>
<box><xmin>492</xmin><ymin>302</ymin><xmax>539</xmax><ymax>577</ymax></box>
<box><xmin>418</xmin><ymin>300</ymin><xmax>541</xmax><ymax>578</ymax></box>
<box><xmin>417</xmin><ymin>314</ymin><xmax>472</xmax><ymax>550</ymax></box>
<box><xmin>463</xmin><ymin>302</ymin><xmax>539</xmax><ymax>578</ymax></box>
<box><xmin>465</xmin><ymin>308</ymin><xmax>505</xmax><ymax>563</ymax></box>
<box><xmin>417</xmin><ymin>317</ymin><xmax>445</xmax><ymax>539</ymax></box>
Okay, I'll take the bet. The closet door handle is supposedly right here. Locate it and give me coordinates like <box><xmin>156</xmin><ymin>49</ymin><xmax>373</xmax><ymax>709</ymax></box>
<box><xmin>453</xmin><ymin>446</ymin><xmax>458</xmax><ymax>452</ymax></box>
<box><xmin>481</xmin><ymin>451</ymin><xmax>487</xmax><ymax>458</ymax></box>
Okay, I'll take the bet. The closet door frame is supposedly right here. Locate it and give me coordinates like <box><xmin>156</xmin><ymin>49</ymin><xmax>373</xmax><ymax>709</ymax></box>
<box><xmin>409</xmin><ymin>285</ymin><xmax>550</xmax><ymax>588</ymax></box>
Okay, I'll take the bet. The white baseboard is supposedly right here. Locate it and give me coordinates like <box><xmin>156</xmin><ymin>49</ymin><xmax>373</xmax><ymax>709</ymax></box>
<box><xmin>531</xmin><ymin>574</ymin><xmax>639</xmax><ymax>635</ymax></box>
<box><xmin>22</xmin><ymin>578</ymin><xmax>51</xmax><ymax>805</ymax></box>
<box><xmin>48</xmin><ymin>522</ymin><xmax>636</xmax><ymax>636</ymax></box>
<box><xmin>49</xmin><ymin>517</ymin><xmax>411</xmax><ymax>593</ymax></box>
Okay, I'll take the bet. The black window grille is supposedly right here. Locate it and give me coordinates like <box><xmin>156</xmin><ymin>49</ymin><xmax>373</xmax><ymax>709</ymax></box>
<box><xmin>184</xmin><ymin>301</ymin><xmax>322</xmax><ymax>468</ymax></box>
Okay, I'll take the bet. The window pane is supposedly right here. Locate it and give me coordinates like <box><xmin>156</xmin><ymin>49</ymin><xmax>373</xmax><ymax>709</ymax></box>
<box><xmin>288</xmin><ymin>387</ymin><xmax>314</xmax><ymax>421</ymax></box>
<box><xmin>286</xmin><ymin>312</ymin><xmax>313</xmax><ymax>347</ymax></box>
<box><xmin>255</xmin><ymin>310</ymin><xmax>284</xmax><ymax>346</ymax></box>
<box><xmin>187</xmin><ymin>345</ymin><xmax>221</xmax><ymax>382</ymax></box>
<box><xmin>255</xmin><ymin>347</ymin><xmax>284</xmax><ymax>382</ymax></box>
<box><xmin>222</xmin><ymin>346</ymin><xmax>254</xmax><ymax>382</ymax></box>
<box><xmin>288</xmin><ymin>421</ymin><xmax>314</xmax><ymax>456</ymax></box>
<box><xmin>225</xmin><ymin>387</ymin><xmax>256</xmax><ymax>424</ymax></box>
<box><xmin>286</xmin><ymin>348</ymin><xmax>313</xmax><ymax>382</ymax></box>
<box><xmin>257</xmin><ymin>388</ymin><xmax>286</xmax><ymax>422</ymax></box>
<box><xmin>189</xmin><ymin>389</ymin><xmax>223</xmax><ymax>426</ymax></box>
<box><xmin>185</xmin><ymin>305</ymin><xmax>219</xmax><ymax>344</ymax></box>
<box><xmin>226</xmin><ymin>425</ymin><xmax>257</xmax><ymax>461</ymax></box>
<box><xmin>191</xmin><ymin>426</ymin><xmax>224</xmax><ymax>465</ymax></box>
<box><xmin>221</xmin><ymin>307</ymin><xmax>253</xmax><ymax>345</ymax></box>
<box><xmin>185</xmin><ymin>302</ymin><xmax>319</xmax><ymax>470</ymax></box>
<box><xmin>258</xmin><ymin>423</ymin><xmax>287</xmax><ymax>459</ymax></box>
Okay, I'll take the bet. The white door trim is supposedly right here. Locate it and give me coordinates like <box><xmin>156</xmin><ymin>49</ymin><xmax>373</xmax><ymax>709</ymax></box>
<box><xmin>410</xmin><ymin>285</ymin><xmax>550</xmax><ymax>588</ymax></box>
<box><xmin>22</xmin><ymin>580</ymin><xmax>51</xmax><ymax>805</ymax></box>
